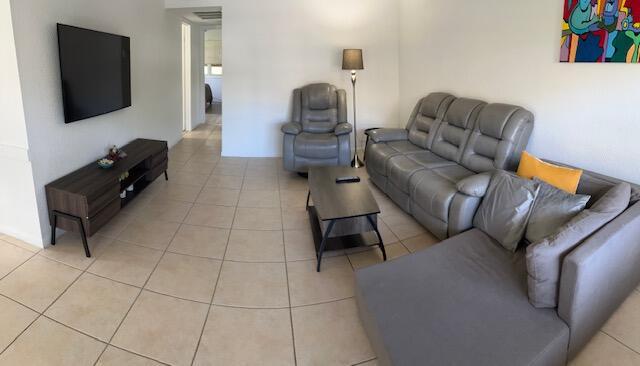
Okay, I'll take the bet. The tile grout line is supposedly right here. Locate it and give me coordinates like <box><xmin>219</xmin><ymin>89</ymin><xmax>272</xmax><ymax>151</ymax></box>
<box><xmin>0</xmin><ymin>237</ymin><xmax>41</xmax><ymax>255</ymax></box>
<box><xmin>0</xmin><ymin>249</ymin><xmax>39</xmax><ymax>282</ymax></box>
<box><xmin>43</xmin><ymin>315</ymin><xmax>170</xmax><ymax>366</ymax></box>
<box><xmin>189</xmin><ymin>134</ymin><xmax>239</xmax><ymax>366</ymax></box>
<box><xmin>1</xmin><ymin>241</ymin><xmax>105</xmax><ymax>360</ymax></box>
<box><xmin>0</xmin><ymin>231</ymin><xmax>122</xmax><ymax>358</ymax></box>
<box><xmin>93</xmin><ymin>164</ymin><xmax>204</xmax><ymax>366</ymax></box>
<box><xmin>600</xmin><ymin>330</ymin><xmax>640</xmax><ymax>357</ymax></box>
<box><xmin>352</xmin><ymin>356</ymin><xmax>377</xmax><ymax>365</ymax></box>
<box><xmin>0</xmin><ymin>294</ymin><xmax>40</xmax><ymax>355</ymax></box>
<box><xmin>280</xmin><ymin>173</ymin><xmax>299</xmax><ymax>366</ymax></box>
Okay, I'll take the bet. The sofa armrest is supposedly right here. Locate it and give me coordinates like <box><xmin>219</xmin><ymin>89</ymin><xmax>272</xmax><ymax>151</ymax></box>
<box><xmin>367</xmin><ymin>128</ymin><xmax>408</xmax><ymax>143</ymax></box>
<box><xmin>558</xmin><ymin>201</ymin><xmax>640</xmax><ymax>359</ymax></box>
<box><xmin>456</xmin><ymin>172</ymin><xmax>492</xmax><ymax>198</ymax></box>
<box><xmin>281</xmin><ymin>122</ymin><xmax>302</xmax><ymax>135</ymax></box>
<box><xmin>334</xmin><ymin>123</ymin><xmax>353</xmax><ymax>136</ymax></box>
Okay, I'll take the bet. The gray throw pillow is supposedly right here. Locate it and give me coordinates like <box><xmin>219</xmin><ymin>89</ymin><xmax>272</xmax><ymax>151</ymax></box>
<box><xmin>526</xmin><ymin>182</ymin><xmax>631</xmax><ymax>308</ymax></box>
<box><xmin>525</xmin><ymin>179</ymin><xmax>591</xmax><ymax>243</ymax></box>
<box><xmin>473</xmin><ymin>170</ymin><xmax>539</xmax><ymax>252</ymax></box>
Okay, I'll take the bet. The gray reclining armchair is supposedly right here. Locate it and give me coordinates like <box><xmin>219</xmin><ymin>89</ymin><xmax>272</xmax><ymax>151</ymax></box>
<box><xmin>281</xmin><ymin>83</ymin><xmax>352</xmax><ymax>172</ymax></box>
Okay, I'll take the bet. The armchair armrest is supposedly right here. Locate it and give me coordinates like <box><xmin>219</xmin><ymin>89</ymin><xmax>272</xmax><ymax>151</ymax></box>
<box><xmin>367</xmin><ymin>128</ymin><xmax>408</xmax><ymax>143</ymax></box>
<box><xmin>456</xmin><ymin>172</ymin><xmax>493</xmax><ymax>197</ymax></box>
<box><xmin>281</xmin><ymin>122</ymin><xmax>302</xmax><ymax>135</ymax></box>
<box><xmin>334</xmin><ymin>123</ymin><xmax>353</xmax><ymax>136</ymax></box>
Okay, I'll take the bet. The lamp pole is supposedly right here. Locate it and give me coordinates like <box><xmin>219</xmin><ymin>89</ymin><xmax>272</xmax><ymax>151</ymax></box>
<box><xmin>350</xmin><ymin>70</ymin><xmax>363</xmax><ymax>168</ymax></box>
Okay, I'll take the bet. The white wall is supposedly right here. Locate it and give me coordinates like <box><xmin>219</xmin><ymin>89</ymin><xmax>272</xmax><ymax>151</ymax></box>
<box><xmin>190</xmin><ymin>23</ymin><xmax>207</xmax><ymax>128</ymax></box>
<box><xmin>9</xmin><ymin>0</ymin><xmax>184</xmax><ymax>246</ymax></box>
<box><xmin>399</xmin><ymin>0</ymin><xmax>640</xmax><ymax>183</ymax></box>
<box><xmin>166</xmin><ymin>0</ymin><xmax>401</xmax><ymax>157</ymax></box>
<box><xmin>0</xmin><ymin>0</ymin><xmax>42</xmax><ymax>245</ymax></box>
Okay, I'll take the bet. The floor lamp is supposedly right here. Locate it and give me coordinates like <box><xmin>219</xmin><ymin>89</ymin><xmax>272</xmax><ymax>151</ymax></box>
<box><xmin>342</xmin><ymin>49</ymin><xmax>364</xmax><ymax>168</ymax></box>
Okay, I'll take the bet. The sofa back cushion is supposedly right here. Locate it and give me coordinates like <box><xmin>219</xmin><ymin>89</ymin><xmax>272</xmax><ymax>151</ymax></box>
<box><xmin>473</xmin><ymin>170</ymin><xmax>540</xmax><ymax>252</ymax></box>
<box><xmin>526</xmin><ymin>182</ymin><xmax>631</xmax><ymax>308</ymax></box>
<box><xmin>460</xmin><ymin>104</ymin><xmax>534</xmax><ymax>173</ymax></box>
<box><xmin>430</xmin><ymin>98</ymin><xmax>486</xmax><ymax>163</ymax></box>
<box><xmin>406</xmin><ymin>93</ymin><xmax>455</xmax><ymax>149</ymax></box>
<box><xmin>295</xmin><ymin>83</ymin><xmax>347</xmax><ymax>133</ymax></box>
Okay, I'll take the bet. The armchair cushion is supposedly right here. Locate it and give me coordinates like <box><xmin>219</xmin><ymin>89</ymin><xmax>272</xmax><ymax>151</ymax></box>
<box><xmin>368</xmin><ymin>128</ymin><xmax>408</xmax><ymax>143</ymax></box>
<box><xmin>456</xmin><ymin>172</ymin><xmax>493</xmax><ymax>198</ymax></box>
<box><xmin>334</xmin><ymin>123</ymin><xmax>353</xmax><ymax>136</ymax></box>
<box><xmin>294</xmin><ymin>132</ymin><xmax>339</xmax><ymax>159</ymax></box>
<box><xmin>282</xmin><ymin>122</ymin><xmax>302</xmax><ymax>135</ymax></box>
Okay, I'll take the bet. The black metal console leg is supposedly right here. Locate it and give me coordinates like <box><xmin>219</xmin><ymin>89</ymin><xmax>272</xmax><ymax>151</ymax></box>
<box><xmin>306</xmin><ymin>191</ymin><xmax>311</xmax><ymax>211</ymax></box>
<box><xmin>76</xmin><ymin>217</ymin><xmax>91</xmax><ymax>258</ymax></box>
<box><xmin>51</xmin><ymin>210</ymin><xmax>91</xmax><ymax>257</ymax></box>
<box><xmin>164</xmin><ymin>170</ymin><xmax>168</xmax><ymax>181</ymax></box>
<box><xmin>50</xmin><ymin>213</ymin><xmax>58</xmax><ymax>246</ymax></box>
<box><xmin>317</xmin><ymin>219</ymin><xmax>336</xmax><ymax>272</ymax></box>
<box><xmin>367</xmin><ymin>215</ymin><xmax>386</xmax><ymax>261</ymax></box>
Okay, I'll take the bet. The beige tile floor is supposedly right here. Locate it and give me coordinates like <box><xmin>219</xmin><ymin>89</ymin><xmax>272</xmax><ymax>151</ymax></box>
<box><xmin>0</xmin><ymin>114</ymin><xmax>639</xmax><ymax>365</ymax></box>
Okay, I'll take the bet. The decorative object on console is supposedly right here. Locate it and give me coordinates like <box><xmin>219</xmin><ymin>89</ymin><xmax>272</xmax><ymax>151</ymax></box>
<box><xmin>107</xmin><ymin>145</ymin><xmax>127</xmax><ymax>161</ymax></box>
<box><xmin>97</xmin><ymin>158</ymin><xmax>114</xmax><ymax>169</ymax></box>
<box><xmin>342</xmin><ymin>48</ymin><xmax>364</xmax><ymax>168</ymax></box>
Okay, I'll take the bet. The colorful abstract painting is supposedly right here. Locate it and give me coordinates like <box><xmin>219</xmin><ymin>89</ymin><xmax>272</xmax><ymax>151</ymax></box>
<box><xmin>561</xmin><ymin>0</ymin><xmax>640</xmax><ymax>62</ymax></box>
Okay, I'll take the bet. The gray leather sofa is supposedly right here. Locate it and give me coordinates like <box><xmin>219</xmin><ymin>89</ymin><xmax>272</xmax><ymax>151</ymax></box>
<box><xmin>281</xmin><ymin>83</ymin><xmax>352</xmax><ymax>173</ymax></box>
<box><xmin>356</xmin><ymin>168</ymin><xmax>640</xmax><ymax>365</ymax></box>
<box><xmin>365</xmin><ymin>92</ymin><xmax>534</xmax><ymax>239</ymax></box>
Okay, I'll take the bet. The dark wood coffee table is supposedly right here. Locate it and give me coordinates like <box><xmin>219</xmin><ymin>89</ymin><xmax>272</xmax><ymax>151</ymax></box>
<box><xmin>306</xmin><ymin>166</ymin><xmax>386</xmax><ymax>271</ymax></box>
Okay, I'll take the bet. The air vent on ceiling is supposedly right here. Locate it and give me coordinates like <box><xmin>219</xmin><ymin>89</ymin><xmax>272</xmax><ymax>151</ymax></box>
<box><xmin>194</xmin><ymin>11</ymin><xmax>222</xmax><ymax>20</ymax></box>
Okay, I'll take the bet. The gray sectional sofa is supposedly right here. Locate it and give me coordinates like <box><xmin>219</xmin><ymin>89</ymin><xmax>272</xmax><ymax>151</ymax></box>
<box><xmin>356</xmin><ymin>168</ymin><xmax>640</xmax><ymax>366</ymax></box>
<box><xmin>357</xmin><ymin>92</ymin><xmax>640</xmax><ymax>365</ymax></box>
<box><xmin>365</xmin><ymin>93</ymin><xmax>534</xmax><ymax>239</ymax></box>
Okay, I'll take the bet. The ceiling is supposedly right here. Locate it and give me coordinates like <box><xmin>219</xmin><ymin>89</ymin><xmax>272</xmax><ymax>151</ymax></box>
<box><xmin>169</xmin><ymin>7</ymin><xmax>222</xmax><ymax>26</ymax></box>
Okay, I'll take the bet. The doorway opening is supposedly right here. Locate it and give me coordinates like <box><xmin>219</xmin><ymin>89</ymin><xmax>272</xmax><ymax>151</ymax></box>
<box><xmin>181</xmin><ymin>22</ymin><xmax>191</xmax><ymax>132</ymax></box>
<box><xmin>204</xmin><ymin>25</ymin><xmax>222</xmax><ymax>129</ymax></box>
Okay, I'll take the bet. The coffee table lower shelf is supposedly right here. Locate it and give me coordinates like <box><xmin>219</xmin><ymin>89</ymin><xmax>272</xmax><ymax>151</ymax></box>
<box><xmin>307</xmin><ymin>205</ymin><xmax>386</xmax><ymax>272</ymax></box>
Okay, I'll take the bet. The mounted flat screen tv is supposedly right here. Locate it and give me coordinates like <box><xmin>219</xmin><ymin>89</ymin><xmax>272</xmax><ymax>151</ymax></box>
<box><xmin>57</xmin><ymin>24</ymin><xmax>131</xmax><ymax>123</ymax></box>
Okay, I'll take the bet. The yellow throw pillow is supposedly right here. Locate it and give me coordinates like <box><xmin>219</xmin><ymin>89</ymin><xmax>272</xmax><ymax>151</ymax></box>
<box><xmin>516</xmin><ymin>151</ymin><xmax>582</xmax><ymax>194</ymax></box>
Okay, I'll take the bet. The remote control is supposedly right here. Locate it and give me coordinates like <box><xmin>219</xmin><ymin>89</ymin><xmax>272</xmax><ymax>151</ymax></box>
<box><xmin>336</xmin><ymin>176</ymin><xmax>361</xmax><ymax>184</ymax></box>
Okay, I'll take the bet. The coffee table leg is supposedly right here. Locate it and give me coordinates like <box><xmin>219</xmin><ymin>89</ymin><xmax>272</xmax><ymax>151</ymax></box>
<box><xmin>306</xmin><ymin>191</ymin><xmax>311</xmax><ymax>211</ymax></box>
<box><xmin>367</xmin><ymin>215</ymin><xmax>386</xmax><ymax>261</ymax></box>
<box><xmin>317</xmin><ymin>219</ymin><xmax>336</xmax><ymax>272</ymax></box>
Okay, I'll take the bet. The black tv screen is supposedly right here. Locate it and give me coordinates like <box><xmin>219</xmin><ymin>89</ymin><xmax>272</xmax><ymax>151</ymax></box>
<box><xmin>57</xmin><ymin>24</ymin><xmax>131</xmax><ymax>123</ymax></box>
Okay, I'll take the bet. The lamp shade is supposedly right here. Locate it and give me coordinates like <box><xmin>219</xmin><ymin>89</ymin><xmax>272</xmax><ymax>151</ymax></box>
<box><xmin>342</xmin><ymin>49</ymin><xmax>364</xmax><ymax>70</ymax></box>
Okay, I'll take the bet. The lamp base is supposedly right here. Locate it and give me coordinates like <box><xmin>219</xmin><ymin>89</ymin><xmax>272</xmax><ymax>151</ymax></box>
<box><xmin>351</xmin><ymin>154</ymin><xmax>364</xmax><ymax>168</ymax></box>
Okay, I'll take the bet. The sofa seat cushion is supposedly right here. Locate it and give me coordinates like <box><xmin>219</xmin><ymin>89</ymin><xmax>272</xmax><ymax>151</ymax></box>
<box><xmin>367</xmin><ymin>143</ymin><xmax>403</xmax><ymax>176</ymax></box>
<box><xmin>388</xmin><ymin>152</ymin><xmax>456</xmax><ymax>194</ymax></box>
<box><xmin>409</xmin><ymin>165</ymin><xmax>475</xmax><ymax>222</ymax></box>
<box><xmin>355</xmin><ymin>229</ymin><xmax>569</xmax><ymax>366</ymax></box>
<box><xmin>294</xmin><ymin>132</ymin><xmax>338</xmax><ymax>159</ymax></box>
<box><xmin>407</xmin><ymin>151</ymin><xmax>457</xmax><ymax>169</ymax></box>
<box><xmin>386</xmin><ymin>140</ymin><xmax>423</xmax><ymax>154</ymax></box>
